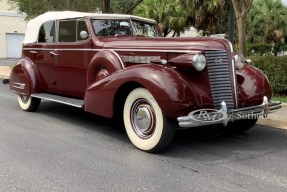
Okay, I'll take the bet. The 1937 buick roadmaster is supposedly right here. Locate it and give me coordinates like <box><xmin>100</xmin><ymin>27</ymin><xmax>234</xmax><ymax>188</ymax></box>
<box><xmin>10</xmin><ymin>11</ymin><xmax>281</xmax><ymax>152</ymax></box>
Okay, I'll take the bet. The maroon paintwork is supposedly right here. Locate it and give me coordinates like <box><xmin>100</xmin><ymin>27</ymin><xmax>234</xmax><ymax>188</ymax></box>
<box><xmin>10</xmin><ymin>17</ymin><xmax>271</xmax><ymax>120</ymax></box>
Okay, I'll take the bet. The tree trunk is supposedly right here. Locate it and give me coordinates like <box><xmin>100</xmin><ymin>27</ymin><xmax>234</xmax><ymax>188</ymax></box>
<box><xmin>237</xmin><ymin>15</ymin><xmax>245</xmax><ymax>55</ymax></box>
<box><xmin>231</xmin><ymin>0</ymin><xmax>253</xmax><ymax>56</ymax></box>
<box><xmin>102</xmin><ymin>0</ymin><xmax>111</xmax><ymax>13</ymax></box>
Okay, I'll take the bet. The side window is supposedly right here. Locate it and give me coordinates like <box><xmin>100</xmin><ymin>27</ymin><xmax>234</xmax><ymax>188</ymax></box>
<box><xmin>77</xmin><ymin>20</ymin><xmax>89</xmax><ymax>41</ymax></box>
<box><xmin>58</xmin><ymin>20</ymin><xmax>77</xmax><ymax>42</ymax></box>
<box><xmin>38</xmin><ymin>21</ymin><xmax>55</xmax><ymax>43</ymax></box>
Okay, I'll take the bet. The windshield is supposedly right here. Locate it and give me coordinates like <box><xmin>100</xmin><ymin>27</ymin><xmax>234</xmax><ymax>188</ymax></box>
<box><xmin>131</xmin><ymin>20</ymin><xmax>158</xmax><ymax>37</ymax></box>
<box><xmin>92</xmin><ymin>19</ymin><xmax>158</xmax><ymax>37</ymax></box>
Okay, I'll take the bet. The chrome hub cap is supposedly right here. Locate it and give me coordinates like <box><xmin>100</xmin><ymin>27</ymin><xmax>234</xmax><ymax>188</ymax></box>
<box><xmin>21</xmin><ymin>96</ymin><xmax>29</xmax><ymax>104</ymax></box>
<box><xmin>131</xmin><ymin>99</ymin><xmax>155</xmax><ymax>139</ymax></box>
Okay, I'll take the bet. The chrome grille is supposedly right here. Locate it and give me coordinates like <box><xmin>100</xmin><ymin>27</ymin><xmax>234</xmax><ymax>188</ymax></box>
<box><xmin>205</xmin><ymin>50</ymin><xmax>234</xmax><ymax>109</ymax></box>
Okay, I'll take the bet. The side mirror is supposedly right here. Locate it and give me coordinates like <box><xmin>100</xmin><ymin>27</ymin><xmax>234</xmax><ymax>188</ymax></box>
<box><xmin>79</xmin><ymin>31</ymin><xmax>90</xmax><ymax>39</ymax></box>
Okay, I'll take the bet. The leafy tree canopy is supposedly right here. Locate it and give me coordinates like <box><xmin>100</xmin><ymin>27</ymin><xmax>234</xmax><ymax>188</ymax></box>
<box><xmin>246</xmin><ymin>0</ymin><xmax>287</xmax><ymax>55</ymax></box>
<box><xmin>7</xmin><ymin>0</ymin><xmax>143</xmax><ymax>19</ymax></box>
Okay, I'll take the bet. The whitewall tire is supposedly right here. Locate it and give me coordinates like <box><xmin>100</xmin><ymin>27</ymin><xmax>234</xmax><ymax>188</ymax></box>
<box><xmin>123</xmin><ymin>88</ymin><xmax>175</xmax><ymax>152</ymax></box>
<box><xmin>18</xmin><ymin>95</ymin><xmax>41</xmax><ymax>112</ymax></box>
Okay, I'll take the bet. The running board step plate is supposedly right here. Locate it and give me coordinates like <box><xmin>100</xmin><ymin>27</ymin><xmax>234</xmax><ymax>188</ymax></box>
<box><xmin>31</xmin><ymin>93</ymin><xmax>84</xmax><ymax>108</ymax></box>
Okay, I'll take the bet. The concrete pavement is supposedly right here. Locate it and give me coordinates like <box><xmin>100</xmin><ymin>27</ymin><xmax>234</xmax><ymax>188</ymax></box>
<box><xmin>257</xmin><ymin>103</ymin><xmax>287</xmax><ymax>129</ymax></box>
<box><xmin>0</xmin><ymin>66</ymin><xmax>11</xmax><ymax>79</ymax></box>
<box><xmin>0</xmin><ymin>61</ymin><xmax>286</xmax><ymax>130</ymax></box>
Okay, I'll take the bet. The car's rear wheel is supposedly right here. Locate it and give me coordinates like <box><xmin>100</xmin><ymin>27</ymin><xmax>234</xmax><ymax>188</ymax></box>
<box><xmin>18</xmin><ymin>95</ymin><xmax>41</xmax><ymax>112</ymax></box>
<box><xmin>123</xmin><ymin>88</ymin><xmax>175</xmax><ymax>152</ymax></box>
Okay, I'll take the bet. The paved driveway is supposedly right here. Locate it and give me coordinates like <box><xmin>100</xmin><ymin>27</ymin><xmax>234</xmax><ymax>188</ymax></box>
<box><xmin>1</xmin><ymin>83</ymin><xmax>287</xmax><ymax>192</ymax></box>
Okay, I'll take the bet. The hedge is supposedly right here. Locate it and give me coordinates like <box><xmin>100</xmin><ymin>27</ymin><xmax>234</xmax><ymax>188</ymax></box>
<box><xmin>247</xmin><ymin>55</ymin><xmax>287</xmax><ymax>95</ymax></box>
<box><xmin>246</xmin><ymin>43</ymin><xmax>273</xmax><ymax>56</ymax></box>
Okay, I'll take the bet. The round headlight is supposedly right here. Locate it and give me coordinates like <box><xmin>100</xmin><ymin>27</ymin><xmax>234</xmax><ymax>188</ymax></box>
<box><xmin>234</xmin><ymin>54</ymin><xmax>245</xmax><ymax>70</ymax></box>
<box><xmin>192</xmin><ymin>54</ymin><xmax>206</xmax><ymax>71</ymax></box>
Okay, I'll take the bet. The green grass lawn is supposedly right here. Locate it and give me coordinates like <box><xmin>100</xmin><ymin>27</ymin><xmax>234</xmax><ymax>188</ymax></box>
<box><xmin>272</xmin><ymin>96</ymin><xmax>287</xmax><ymax>103</ymax></box>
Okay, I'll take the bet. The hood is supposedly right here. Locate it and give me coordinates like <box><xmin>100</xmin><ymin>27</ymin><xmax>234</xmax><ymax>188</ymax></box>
<box><xmin>100</xmin><ymin>36</ymin><xmax>230</xmax><ymax>52</ymax></box>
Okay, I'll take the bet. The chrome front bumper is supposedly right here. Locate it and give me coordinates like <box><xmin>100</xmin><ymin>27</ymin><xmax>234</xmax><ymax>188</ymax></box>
<box><xmin>177</xmin><ymin>96</ymin><xmax>282</xmax><ymax>128</ymax></box>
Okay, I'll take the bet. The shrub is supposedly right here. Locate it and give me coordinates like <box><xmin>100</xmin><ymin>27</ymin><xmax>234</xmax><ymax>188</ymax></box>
<box><xmin>247</xmin><ymin>55</ymin><xmax>287</xmax><ymax>95</ymax></box>
<box><xmin>246</xmin><ymin>43</ymin><xmax>273</xmax><ymax>56</ymax></box>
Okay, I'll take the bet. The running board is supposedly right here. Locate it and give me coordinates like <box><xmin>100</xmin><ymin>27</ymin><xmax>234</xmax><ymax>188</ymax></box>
<box><xmin>31</xmin><ymin>93</ymin><xmax>84</xmax><ymax>108</ymax></box>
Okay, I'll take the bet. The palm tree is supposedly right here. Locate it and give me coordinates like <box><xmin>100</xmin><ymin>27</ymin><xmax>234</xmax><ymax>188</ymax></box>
<box><xmin>246</xmin><ymin>0</ymin><xmax>287</xmax><ymax>55</ymax></box>
<box><xmin>245</xmin><ymin>2</ymin><xmax>266</xmax><ymax>43</ymax></box>
<box><xmin>259</xmin><ymin>0</ymin><xmax>286</xmax><ymax>44</ymax></box>
<box><xmin>134</xmin><ymin>0</ymin><xmax>188</xmax><ymax>36</ymax></box>
<box><xmin>180</xmin><ymin>0</ymin><xmax>227</xmax><ymax>35</ymax></box>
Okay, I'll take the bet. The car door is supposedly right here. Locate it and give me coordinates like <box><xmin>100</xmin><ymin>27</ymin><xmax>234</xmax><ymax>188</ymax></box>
<box><xmin>30</xmin><ymin>20</ymin><xmax>57</xmax><ymax>93</ymax></box>
<box><xmin>54</xmin><ymin>19</ymin><xmax>93</xmax><ymax>99</ymax></box>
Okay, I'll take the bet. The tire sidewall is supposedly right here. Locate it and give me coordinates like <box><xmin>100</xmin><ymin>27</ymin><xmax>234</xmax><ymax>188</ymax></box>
<box><xmin>123</xmin><ymin>88</ymin><xmax>164</xmax><ymax>151</ymax></box>
<box><xmin>18</xmin><ymin>95</ymin><xmax>32</xmax><ymax>111</ymax></box>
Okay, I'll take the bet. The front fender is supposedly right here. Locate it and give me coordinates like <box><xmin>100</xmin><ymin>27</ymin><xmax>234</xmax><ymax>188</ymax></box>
<box><xmin>9</xmin><ymin>57</ymin><xmax>39</xmax><ymax>96</ymax></box>
<box><xmin>84</xmin><ymin>64</ymin><xmax>199</xmax><ymax>119</ymax></box>
<box><xmin>236</xmin><ymin>65</ymin><xmax>272</xmax><ymax>107</ymax></box>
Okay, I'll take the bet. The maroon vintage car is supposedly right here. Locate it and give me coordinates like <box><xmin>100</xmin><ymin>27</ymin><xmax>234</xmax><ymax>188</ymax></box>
<box><xmin>10</xmin><ymin>11</ymin><xmax>281</xmax><ymax>152</ymax></box>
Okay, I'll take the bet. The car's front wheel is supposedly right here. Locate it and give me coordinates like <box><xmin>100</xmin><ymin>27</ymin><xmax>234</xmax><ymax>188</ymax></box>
<box><xmin>18</xmin><ymin>95</ymin><xmax>41</xmax><ymax>112</ymax></box>
<box><xmin>123</xmin><ymin>88</ymin><xmax>176</xmax><ymax>152</ymax></box>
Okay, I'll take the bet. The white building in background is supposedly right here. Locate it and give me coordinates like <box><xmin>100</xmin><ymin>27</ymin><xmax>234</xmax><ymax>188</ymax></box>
<box><xmin>0</xmin><ymin>0</ymin><xmax>27</xmax><ymax>58</ymax></box>
<box><xmin>179</xmin><ymin>27</ymin><xmax>202</xmax><ymax>37</ymax></box>
<box><xmin>167</xmin><ymin>27</ymin><xmax>202</xmax><ymax>38</ymax></box>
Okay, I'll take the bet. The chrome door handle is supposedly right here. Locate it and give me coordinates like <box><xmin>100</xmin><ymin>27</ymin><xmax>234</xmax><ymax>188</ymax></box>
<box><xmin>50</xmin><ymin>51</ymin><xmax>59</xmax><ymax>56</ymax></box>
<box><xmin>30</xmin><ymin>50</ymin><xmax>38</xmax><ymax>54</ymax></box>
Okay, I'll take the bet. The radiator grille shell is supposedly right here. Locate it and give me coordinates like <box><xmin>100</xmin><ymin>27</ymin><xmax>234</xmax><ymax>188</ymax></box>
<box><xmin>205</xmin><ymin>50</ymin><xmax>235</xmax><ymax>109</ymax></box>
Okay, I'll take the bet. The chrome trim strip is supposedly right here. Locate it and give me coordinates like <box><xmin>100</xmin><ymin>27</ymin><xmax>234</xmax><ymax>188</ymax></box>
<box><xmin>23</xmin><ymin>48</ymin><xmax>92</xmax><ymax>51</ymax></box>
<box><xmin>109</xmin><ymin>49</ymin><xmax>199</xmax><ymax>53</ymax></box>
<box><xmin>31</xmin><ymin>94</ymin><xmax>84</xmax><ymax>108</ymax></box>
<box><xmin>227</xmin><ymin>40</ymin><xmax>234</xmax><ymax>52</ymax></box>
<box><xmin>231</xmin><ymin>59</ymin><xmax>238</xmax><ymax>107</ymax></box>
<box><xmin>12</xmin><ymin>82</ymin><xmax>25</xmax><ymax>90</ymax></box>
<box><xmin>101</xmin><ymin>49</ymin><xmax>199</xmax><ymax>53</ymax></box>
<box><xmin>228</xmin><ymin>41</ymin><xmax>238</xmax><ymax>108</ymax></box>
<box><xmin>22</xmin><ymin>47</ymin><xmax>200</xmax><ymax>54</ymax></box>
<box><xmin>11</xmin><ymin>90</ymin><xmax>23</xmax><ymax>95</ymax></box>
<box><xmin>121</xmin><ymin>55</ymin><xmax>161</xmax><ymax>64</ymax></box>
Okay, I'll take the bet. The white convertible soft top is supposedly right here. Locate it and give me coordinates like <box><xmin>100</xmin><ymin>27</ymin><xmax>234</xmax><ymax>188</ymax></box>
<box><xmin>23</xmin><ymin>11</ymin><xmax>156</xmax><ymax>44</ymax></box>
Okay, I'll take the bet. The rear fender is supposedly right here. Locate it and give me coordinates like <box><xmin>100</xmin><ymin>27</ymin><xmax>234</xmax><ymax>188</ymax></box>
<box><xmin>84</xmin><ymin>64</ymin><xmax>199</xmax><ymax>119</ymax></box>
<box><xmin>9</xmin><ymin>58</ymin><xmax>39</xmax><ymax>96</ymax></box>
